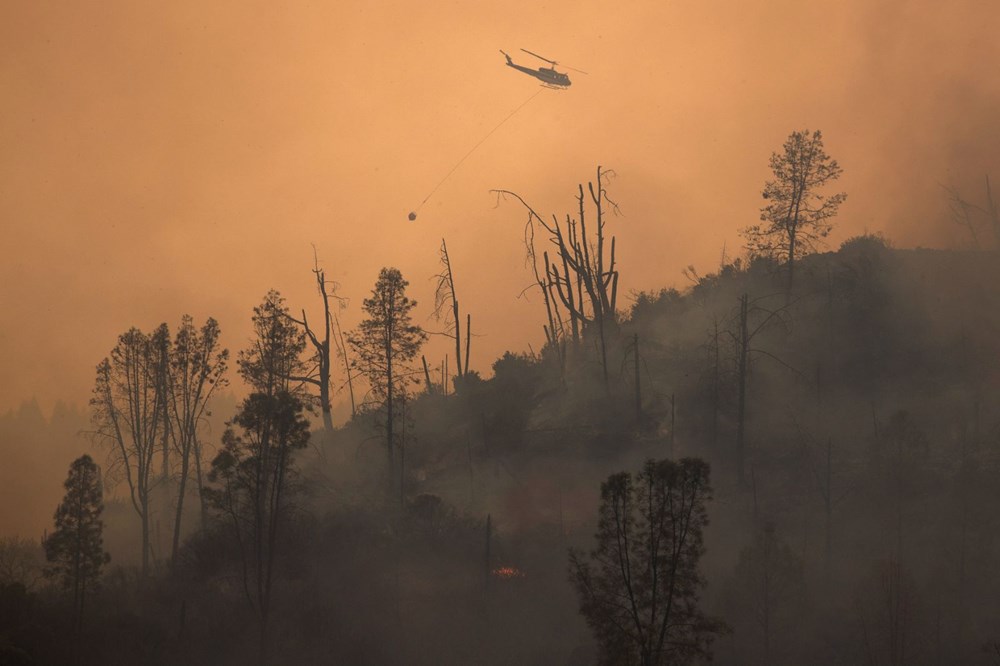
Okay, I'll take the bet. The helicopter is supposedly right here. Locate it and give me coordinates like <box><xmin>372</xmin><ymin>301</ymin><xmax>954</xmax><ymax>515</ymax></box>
<box><xmin>500</xmin><ymin>48</ymin><xmax>586</xmax><ymax>89</ymax></box>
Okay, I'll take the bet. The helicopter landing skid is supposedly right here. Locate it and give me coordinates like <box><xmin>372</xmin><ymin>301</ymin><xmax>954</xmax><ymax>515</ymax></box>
<box><xmin>541</xmin><ymin>83</ymin><xmax>567</xmax><ymax>90</ymax></box>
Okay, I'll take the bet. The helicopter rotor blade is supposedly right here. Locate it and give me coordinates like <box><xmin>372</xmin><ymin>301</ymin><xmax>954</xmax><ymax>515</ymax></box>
<box><xmin>520</xmin><ymin>48</ymin><xmax>557</xmax><ymax>65</ymax></box>
<box><xmin>520</xmin><ymin>48</ymin><xmax>588</xmax><ymax>74</ymax></box>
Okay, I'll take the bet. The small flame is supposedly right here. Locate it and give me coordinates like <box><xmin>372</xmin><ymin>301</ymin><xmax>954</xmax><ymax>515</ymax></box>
<box><xmin>491</xmin><ymin>566</ymin><xmax>525</xmax><ymax>580</ymax></box>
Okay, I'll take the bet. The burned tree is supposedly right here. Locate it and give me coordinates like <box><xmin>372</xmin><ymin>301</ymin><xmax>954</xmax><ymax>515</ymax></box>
<box><xmin>284</xmin><ymin>251</ymin><xmax>342</xmax><ymax>433</ymax></box>
<box><xmin>943</xmin><ymin>174</ymin><xmax>1000</xmax><ymax>249</ymax></box>
<box><xmin>494</xmin><ymin>166</ymin><xmax>621</xmax><ymax>386</ymax></box>
<box><xmin>332</xmin><ymin>312</ymin><xmax>357</xmax><ymax>419</ymax></box>
<box><xmin>727</xmin><ymin>523</ymin><xmax>805</xmax><ymax>665</ymax></box>
<box><xmin>433</xmin><ymin>238</ymin><xmax>472</xmax><ymax>386</ymax></box>
<box><xmin>797</xmin><ymin>429</ymin><xmax>852</xmax><ymax>582</ymax></box>
<box><xmin>725</xmin><ymin>293</ymin><xmax>799</xmax><ymax>486</ymax></box>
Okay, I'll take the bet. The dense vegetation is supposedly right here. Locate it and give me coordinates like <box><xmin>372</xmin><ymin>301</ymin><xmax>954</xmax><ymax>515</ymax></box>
<box><xmin>3</xmin><ymin>148</ymin><xmax>1000</xmax><ymax>664</ymax></box>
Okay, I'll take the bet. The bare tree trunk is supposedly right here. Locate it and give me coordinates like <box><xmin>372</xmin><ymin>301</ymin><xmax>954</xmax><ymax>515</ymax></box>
<box><xmin>287</xmin><ymin>253</ymin><xmax>338</xmax><ymax>433</ymax></box>
<box><xmin>597</xmin><ymin>313</ymin><xmax>610</xmax><ymax>392</ymax></box>
<box><xmin>194</xmin><ymin>452</ymin><xmax>208</xmax><ymax>530</ymax></box>
<box><xmin>484</xmin><ymin>514</ymin><xmax>492</xmax><ymax>592</ymax></box>
<box><xmin>737</xmin><ymin>293</ymin><xmax>749</xmax><ymax>487</ymax></box>
<box><xmin>334</xmin><ymin>314</ymin><xmax>356</xmax><ymax>419</ymax></box>
<box><xmin>670</xmin><ymin>393</ymin><xmax>676</xmax><ymax>458</ymax></box>
<box><xmin>762</xmin><ymin>525</ymin><xmax>772</xmax><ymax>665</ymax></box>
<box><xmin>399</xmin><ymin>394</ymin><xmax>407</xmax><ymax>507</ymax></box>
<box><xmin>422</xmin><ymin>355</ymin><xmax>433</xmax><ymax>394</ymax></box>
<box><xmin>711</xmin><ymin>319</ymin><xmax>720</xmax><ymax>450</ymax></box>
<box><xmin>987</xmin><ymin>174</ymin><xmax>999</xmax><ymax>245</ymax></box>
<box><xmin>386</xmin><ymin>340</ymin><xmax>395</xmax><ymax>485</ymax></box>
<box><xmin>453</xmin><ymin>303</ymin><xmax>462</xmax><ymax>379</ymax></box>
<box><xmin>824</xmin><ymin>438</ymin><xmax>832</xmax><ymax>582</ymax></box>
<box><xmin>633</xmin><ymin>333</ymin><xmax>641</xmax><ymax>423</ymax></box>
<box><xmin>73</xmin><ymin>484</ymin><xmax>83</xmax><ymax>634</ymax></box>
<box><xmin>437</xmin><ymin>239</ymin><xmax>472</xmax><ymax>386</ymax></box>
<box><xmin>141</xmin><ymin>492</ymin><xmax>150</xmax><ymax>577</ymax></box>
<box><xmin>787</xmin><ymin>229</ymin><xmax>797</xmax><ymax>293</ymax></box>
<box><xmin>171</xmin><ymin>442</ymin><xmax>190</xmax><ymax>567</ymax></box>
<box><xmin>464</xmin><ymin>313</ymin><xmax>471</xmax><ymax>378</ymax></box>
<box><xmin>466</xmin><ymin>435</ymin><xmax>475</xmax><ymax>506</ymax></box>
<box><xmin>161</xmin><ymin>415</ymin><xmax>171</xmax><ymax>481</ymax></box>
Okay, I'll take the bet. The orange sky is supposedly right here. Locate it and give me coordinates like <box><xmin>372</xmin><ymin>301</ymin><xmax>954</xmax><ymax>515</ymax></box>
<box><xmin>2</xmin><ymin>0</ymin><xmax>998</xmax><ymax>415</ymax></box>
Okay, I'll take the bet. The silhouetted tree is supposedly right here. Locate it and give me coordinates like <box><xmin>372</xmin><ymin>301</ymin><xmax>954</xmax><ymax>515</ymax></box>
<box><xmin>332</xmin><ymin>312</ymin><xmax>357</xmax><ymax>418</ymax></box>
<box><xmin>168</xmin><ymin>315</ymin><xmax>228</xmax><ymax>562</ymax></box>
<box><xmin>206</xmin><ymin>291</ymin><xmax>310</xmax><ymax>665</ymax></box>
<box><xmin>727</xmin><ymin>523</ymin><xmax>804</xmax><ymax>665</ymax></box>
<box><xmin>43</xmin><ymin>454</ymin><xmax>109</xmax><ymax>635</ymax></box>
<box><xmin>725</xmin><ymin>292</ymin><xmax>798</xmax><ymax>486</ymax></box>
<box><xmin>873</xmin><ymin>410</ymin><xmax>928</xmax><ymax>563</ymax></box>
<box><xmin>742</xmin><ymin>130</ymin><xmax>846</xmax><ymax>289</ymax></box>
<box><xmin>284</xmin><ymin>250</ymin><xmax>342</xmax><ymax>433</ymax></box>
<box><xmin>238</xmin><ymin>291</ymin><xmax>308</xmax><ymax>398</ymax></box>
<box><xmin>943</xmin><ymin>174</ymin><xmax>1000</xmax><ymax>249</ymax></box>
<box><xmin>569</xmin><ymin>458</ymin><xmax>723</xmax><ymax>665</ymax></box>
<box><xmin>494</xmin><ymin>166</ymin><xmax>621</xmax><ymax>386</ymax></box>
<box><xmin>856</xmin><ymin>558</ymin><xmax>920</xmax><ymax>666</ymax></box>
<box><xmin>0</xmin><ymin>538</ymin><xmax>43</xmax><ymax>590</ymax></box>
<box><xmin>348</xmin><ymin>268</ymin><xmax>427</xmax><ymax>491</ymax></box>
<box><xmin>91</xmin><ymin>324</ymin><xmax>170</xmax><ymax>576</ymax></box>
<box><xmin>434</xmin><ymin>238</ymin><xmax>472</xmax><ymax>386</ymax></box>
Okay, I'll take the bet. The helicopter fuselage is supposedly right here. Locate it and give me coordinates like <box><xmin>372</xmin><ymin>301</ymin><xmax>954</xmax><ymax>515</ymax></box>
<box><xmin>503</xmin><ymin>58</ymin><xmax>571</xmax><ymax>88</ymax></box>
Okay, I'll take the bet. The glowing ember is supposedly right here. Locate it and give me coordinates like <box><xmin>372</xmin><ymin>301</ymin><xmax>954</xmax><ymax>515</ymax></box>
<box><xmin>491</xmin><ymin>566</ymin><xmax>526</xmax><ymax>580</ymax></box>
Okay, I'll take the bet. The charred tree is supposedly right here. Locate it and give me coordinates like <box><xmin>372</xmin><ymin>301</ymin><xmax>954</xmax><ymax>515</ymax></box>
<box><xmin>735</xmin><ymin>294</ymin><xmax>749</xmax><ymax>486</ymax></box>
<box><xmin>332</xmin><ymin>312</ymin><xmax>357</xmax><ymax>419</ymax></box>
<box><xmin>285</xmin><ymin>251</ymin><xmax>342</xmax><ymax>433</ymax></box>
<box><xmin>434</xmin><ymin>239</ymin><xmax>473</xmax><ymax>388</ymax></box>
<box><xmin>726</xmin><ymin>293</ymin><xmax>800</xmax><ymax>487</ymax></box>
<box><xmin>493</xmin><ymin>166</ymin><xmax>621</xmax><ymax>385</ymax></box>
<box><xmin>943</xmin><ymin>174</ymin><xmax>1000</xmax><ymax>248</ymax></box>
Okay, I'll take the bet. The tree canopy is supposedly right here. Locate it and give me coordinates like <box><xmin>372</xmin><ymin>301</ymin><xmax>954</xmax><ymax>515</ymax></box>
<box><xmin>570</xmin><ymin>458</ymin><xmax>724</xmax><ymax>666</ymax></box>
<box><xmin>742</xmin><ymin>129</ymin><xmax>847</xmax><ymax>288</ymax></box>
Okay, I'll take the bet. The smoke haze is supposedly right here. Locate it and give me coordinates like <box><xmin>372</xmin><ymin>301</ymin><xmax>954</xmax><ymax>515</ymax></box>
<box><xmin>2</xmin><ymin>0</ymin><xmax>998</xmax><ymax>412</ymax></box>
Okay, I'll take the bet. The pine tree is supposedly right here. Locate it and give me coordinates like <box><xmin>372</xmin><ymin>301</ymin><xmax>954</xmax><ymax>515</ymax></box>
<box><xmin>348</xmin><ymin>268</ymin><xmax>427</xmax><ymax>488</ymax></box>
<box><xmin>742</xmin><ymin>129</ymin><xmax>847</xmax><ymax>290</ymax></box>
<box><xmin>43</xmin><ymin>454</ymin><xmax>109</xmax><ymax>632</ymax></box>
<box><xmin>206</xmin><ymin>290</ymin><xmax>310</xmax><ymax>665</ymax></box>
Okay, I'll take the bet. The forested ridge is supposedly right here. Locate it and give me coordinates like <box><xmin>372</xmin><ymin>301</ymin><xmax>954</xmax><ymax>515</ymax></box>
<box><xmin>2</xmin><ymin>158</ymin><xmax>1000</xmax><ymax>664</ymax></box>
